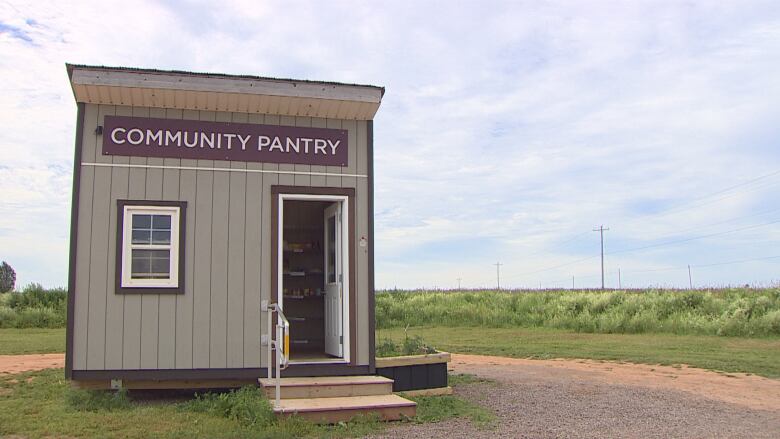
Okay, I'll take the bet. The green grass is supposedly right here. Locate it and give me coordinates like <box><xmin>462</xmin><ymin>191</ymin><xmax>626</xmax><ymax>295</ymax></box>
<box><xmin>0</xmin><ymin>328</ymin><xmax>64</xmax><ymax>354</ymax></box>
<box><xmin>407</xmin><ymin>394</ymin><xmax>495</xmax><ymax>427</ymax></box>
<box><xmin>0</xmin><ymin>368</ymin><xmax>493</xmax><ymax>438</ymax></box>
<box><xmin>377</xmin><ymin>326</ymin><xmax>780</xmax><ymax>378</ymax></box>
<box><xmin>405</xmin><ymin>373</ymin><xmax>496</xmax><ymax>428</ymax></box>
<box><xmin>377</xmin><ymin>288</ymin><xmax>780</xmax><ymax>337</ymax></box>
<box><xmin>0</xmin><ymin>369</ymin><xmax>383</xmax><ymax>438</ymax></box>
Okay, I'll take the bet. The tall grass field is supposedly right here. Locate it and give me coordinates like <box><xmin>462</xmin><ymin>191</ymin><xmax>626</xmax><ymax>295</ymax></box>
<box><xmin>0</xmin><ymin>284</ymin><xmax>66</xmax><ymax>328</ymax></box>
<box><xmin>4</xmin><ymin>286</ymin><xmax>780</xmax><ymax>337</ymax></box>
<box><xmin>376</xmin><ymin>289</ymin><xmax>780</xmax><ymax>337</ymax></box>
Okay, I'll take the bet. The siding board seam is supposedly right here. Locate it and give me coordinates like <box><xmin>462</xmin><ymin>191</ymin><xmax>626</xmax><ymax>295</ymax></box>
<box><xmin>100</xmin><ymin>153</ymin><xmax>114</xmax><ymax>370</ymax></box>
<box><xmin>175</xmin><ymin>152</ymin><xmax>182</xmax><ymax>367</ymax></box>
<box><xmin>122</xmin><ymin>164</ymin><xmax>129</xmax><ymax>367</ymax></box>
<box><xmin>225</xmin><ymin>167</ymin><xmax>230</xmax><ymax>367</ymax></box>
<box><xmin>190</xmin><ymin>165</ymin><xmax>197</xmax><ymax>369</ymax></box>
<box><xmin>242</xmin><ymin>166</ymin><xmax>247</xmax><ymax>367</ymax></box>
<box><xmin>208</xmin><ymin>166</ymin><xmax>213</xmax><ymax>368</ymax></box>
<box><xmin>84</xmin><ymin>105</ymin><xmax>99</xmax><ymax>369</ymax></box>
<box><xmin>81</xmin><ymin>162</ymin><xmax>368</xmax><ymax>178</ymax></box>
<box><xmin>102</xmin><ymin>105</ymin><xmax>117</xmax><ymax>370</ymax></box>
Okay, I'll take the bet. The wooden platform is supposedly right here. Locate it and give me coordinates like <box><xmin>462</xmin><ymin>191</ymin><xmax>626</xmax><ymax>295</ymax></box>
<box><xmin>258</xmin><ymin>375</ymin><xmax>393</xmax><ymax>399</ymax></box>
<box><xmin>259</xmin><ymin>375</ymin><xmax>416</xmax><ymax>423</ymax></box>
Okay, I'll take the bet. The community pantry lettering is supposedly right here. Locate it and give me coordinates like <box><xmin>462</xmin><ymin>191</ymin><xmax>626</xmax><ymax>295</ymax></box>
<box><xmin>102</xmin><ymin>115</ymin><xmax>349</xmax><ymax>166</ymax></box>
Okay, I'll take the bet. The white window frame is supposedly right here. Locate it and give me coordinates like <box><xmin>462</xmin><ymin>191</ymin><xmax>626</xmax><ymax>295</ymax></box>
<box><xmin>120</xmin><ymin>205</ymin><xmax>181</xmax><ymax>288</ymax></box>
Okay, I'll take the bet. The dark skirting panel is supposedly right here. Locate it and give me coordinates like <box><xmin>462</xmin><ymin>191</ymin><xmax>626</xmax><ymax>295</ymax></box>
<box><xmin>376</xmin><ymin>362</ymin><xmax>448</xmax><ymax>392</ymax></box>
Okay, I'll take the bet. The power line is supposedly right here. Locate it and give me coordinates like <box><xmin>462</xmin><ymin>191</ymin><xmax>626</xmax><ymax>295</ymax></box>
<box><xmin>651</xmin><ymin>205</ymin><xmax>780</xmax><ymax>238</ymax></box>
<box><xmin>509</xmin><ymin>215</ymin><xmax>780</xmax><ymax>282</ymax></box>
<box><xmin>655</xmin><ymin>178</ymin><xmax>780</xmax><ymax>219</ymax></box>
<box><xmin>607</xmin><ymin>218</ymin><xmax>780</xmax><ymax>256</ymax></box>
<box><xmin>510</xmin><ymin>254</ymin><xmax>600</xmax><ymax>279</ymax></box>
<box><xmin>620</xmin><ymin>255</ymin><xmax>780</xmax><ymax>275</ymax></box>
<box><xmin>519</xmin><ymin>231</ymin><xmax>592</xmax><ymax>259</ymax></box>
<box><xmin>693</xmin><ymin>254</ymin><xmax>780</xmax><ymax>268</ymax></box>
<box><xmin>627</xmin><ymin>169</ymin><xmax>780</xmax><ymax>221</ymax></box>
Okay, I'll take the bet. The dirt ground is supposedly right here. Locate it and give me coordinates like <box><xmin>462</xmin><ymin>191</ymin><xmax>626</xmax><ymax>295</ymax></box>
<box><xmin>378</xmin><ymin>353</ymin><xmax>780</xmax><ymax>439</ymax></box>
<box><xmin>2</xmin><ymin>353</ymin><xmax>779</xmax><ymax>437</ymax></box>
<box><xmin>0</xmin><ymin>353</ymin><xmax>64</xmax><ymax>375</ymax></box>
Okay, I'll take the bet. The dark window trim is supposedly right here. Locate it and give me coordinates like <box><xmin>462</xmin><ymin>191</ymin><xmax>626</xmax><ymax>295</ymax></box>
<box><xmin>115</xmin><ymin>200</ymin><xmax>187</xmax><ymax>294</ymax></box>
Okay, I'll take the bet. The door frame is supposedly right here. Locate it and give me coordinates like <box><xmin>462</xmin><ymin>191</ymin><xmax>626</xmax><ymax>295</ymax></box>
<box><xmin>271</xmin><ymin>186</ymin><xmax>356</xmax><ymax>366</ymax></box>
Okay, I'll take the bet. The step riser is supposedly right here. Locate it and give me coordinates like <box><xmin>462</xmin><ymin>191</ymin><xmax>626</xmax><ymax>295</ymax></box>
<box><xmin>263</xmin><ymin>383</ymin><xmax>392</xmax><ymax>399</ymax></box>
<box><xmin>277</xmin><ymin>405</ymin><xmax>417</xmax><ymax>424</ymax></box>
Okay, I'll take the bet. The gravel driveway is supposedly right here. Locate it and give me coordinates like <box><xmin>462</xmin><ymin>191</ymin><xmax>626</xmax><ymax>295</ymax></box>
<box><xmin>377</xmin><ymin>354</ymin><xmax>780</xmax><ymax>439</ymax></box>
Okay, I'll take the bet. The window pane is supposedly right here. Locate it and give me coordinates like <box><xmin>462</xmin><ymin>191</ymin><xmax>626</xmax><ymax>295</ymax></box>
<box><xmin>132</xmin><ymin>214</ymin><xmax>151</xmax><ymax>229</ymax></box>
<box><xmin>151</xmin><ymin>230</ymin><xmax>171</xmax><ymax>244</ymax></box>
<box><xmin>131</xmin><ymin>249</ymin><xmax>171</xmax><ymax>279</ymax></box>
<box><xmin>151</xmin><ymin>254</ymin><xmax>171</xmax><ymax>274</ymax></box>
<box><xmin>152</xmin><ymin>215</ymin><xmax>171</xmax><ymax>230</ymax></box>
<box><xmin>132</xmin><ymin>230</ymin><xmax>151</xmax><ymax>244</ymax></box>
<box><xmin>131</xmin><ymin>256</ymin><xmax>151</xmax><ymax>276</ymax></box>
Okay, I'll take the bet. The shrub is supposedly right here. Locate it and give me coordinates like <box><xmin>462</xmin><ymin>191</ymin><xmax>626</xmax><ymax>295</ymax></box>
<box><xmin>6</xmin><ymin>283</ymin><xmax>67</xmax><ymax>310</ymax></box>
<box><xmin>0</xmin><ymin>284</ymin><xmax>67</xmax><ymax>328</ymax></box>
<box><xmin>376</xmin><ymin>338</ymin><xmax>399</xmax><ymax>357</ymax></box>
<box><xmin>376</xmin><ymin>336</ymin><xmax>437</xmax><ymax>357</ymax></box>
<box><xmin>402</xmin><ymin>335</ymin><xmax>437</xmax><ymax>355</ymax></box>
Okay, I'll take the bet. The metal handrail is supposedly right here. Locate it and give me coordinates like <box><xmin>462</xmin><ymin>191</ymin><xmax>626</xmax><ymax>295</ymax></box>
<box><xmin>261</xmin><ymin>300</ymin><xmax>290</xmax><ymax>409</ymax></box>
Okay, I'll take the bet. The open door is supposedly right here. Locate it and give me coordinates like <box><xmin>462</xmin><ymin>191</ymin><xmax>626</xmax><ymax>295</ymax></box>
<box><xmin>323</xmin><ymin>202</ymin><xmax>343</xmax><ymax>358</ymax></box>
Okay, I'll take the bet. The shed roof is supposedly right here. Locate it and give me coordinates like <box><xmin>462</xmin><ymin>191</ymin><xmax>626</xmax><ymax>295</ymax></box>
<box><xmin>66</xmin><ymin>64</ymin><xmax>385</xmax><ymax>120</ymax></box>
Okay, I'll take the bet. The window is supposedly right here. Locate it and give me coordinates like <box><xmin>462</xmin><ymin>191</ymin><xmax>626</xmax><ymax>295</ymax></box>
<box><xmin>117</xmin><ymin>201</ymin><xmax>186</xmax><ymax>292</ymax></box>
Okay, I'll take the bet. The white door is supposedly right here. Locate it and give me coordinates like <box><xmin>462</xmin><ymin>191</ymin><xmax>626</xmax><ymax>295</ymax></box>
<box><xmin>324</xmin><ymin>202</ymin><xmax>343</xmax><ymax>357</ymax></box>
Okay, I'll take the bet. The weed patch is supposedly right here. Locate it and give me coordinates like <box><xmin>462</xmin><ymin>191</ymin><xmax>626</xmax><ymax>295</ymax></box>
<box><xmin>67</xmin><ymin>388</ymin><xmax>131</xmax><ymax>411</ymax></box>
<box><xmin>376</xmin><ymin>331</ymin><xmax>438</xmax><ymax>357</ymax></box>
<box><xmin>409</xmin><ymin>394</ymin><xmax>495</xmax><ymax>428</ymax></box>
<box><xmin>179</xmin><ymin>387</ymin><xmax>275</xmax><ymax>427</ymax></box>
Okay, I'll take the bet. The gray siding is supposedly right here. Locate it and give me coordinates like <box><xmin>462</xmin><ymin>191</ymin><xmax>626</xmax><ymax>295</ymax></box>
<box><xmin>71</xmin><ymin>104</ymin><xmax>371</xmax><ymax>370</ymax></box>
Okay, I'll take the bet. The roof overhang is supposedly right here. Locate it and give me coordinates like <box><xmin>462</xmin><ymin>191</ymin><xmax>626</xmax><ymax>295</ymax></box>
<box><xmin>66</xmin><ymin>64</ymin><xmax>384</xmax><ymax>121</ymax></box>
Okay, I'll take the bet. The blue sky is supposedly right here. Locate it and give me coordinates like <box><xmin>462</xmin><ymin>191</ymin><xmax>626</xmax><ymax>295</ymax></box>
<box><xmin>1</xmin><ymin>1</ymin><xmax>779</xmax><ymax>289</ymax></box>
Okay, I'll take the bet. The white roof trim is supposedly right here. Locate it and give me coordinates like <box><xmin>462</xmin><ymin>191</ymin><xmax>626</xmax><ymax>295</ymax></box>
<box><xmin>68</xmin><ymin>65</ymin><xmax>384</xmax><ymax>120</ymax></box>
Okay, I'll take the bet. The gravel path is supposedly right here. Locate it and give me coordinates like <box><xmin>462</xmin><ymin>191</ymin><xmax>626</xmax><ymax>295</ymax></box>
<box><xmin>377</xmin><ymin>354</ymin><xmax>780</xmax><ymax>439</ymax></box>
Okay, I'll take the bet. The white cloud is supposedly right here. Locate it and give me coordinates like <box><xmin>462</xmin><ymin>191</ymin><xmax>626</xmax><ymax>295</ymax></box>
<box><xmin>1</xmin><ymin>0</ymin><xmax>779</xmax><ymax>289</ymax></box>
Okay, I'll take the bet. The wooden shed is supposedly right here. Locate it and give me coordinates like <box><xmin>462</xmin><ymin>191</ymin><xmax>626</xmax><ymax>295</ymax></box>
<box><xmin>64</xmin><ymin>65</ymin><xmax>387</xmax><ymax>400</ymax></box>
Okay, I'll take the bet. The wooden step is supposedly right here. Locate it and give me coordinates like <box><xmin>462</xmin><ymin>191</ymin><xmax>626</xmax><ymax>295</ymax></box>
<box><xmin>258</xmin><ymin>375</ymin><xmax>393</xmax><ymax>399</ymax></box>
<box><xmin>274</xmin><ymin>394</ymin><xmax>417</xmax><ymax>423</ymax></box>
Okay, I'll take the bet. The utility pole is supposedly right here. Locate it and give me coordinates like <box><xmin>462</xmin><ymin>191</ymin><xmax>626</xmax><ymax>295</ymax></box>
<box><xmin>688</xmin><ymin>265</ymin><xmax>693</xmax><ymax>289</ymax></box>
<box><xmin>593</xmin><ymin>225</ymin><xmax>609</xmax><ymax>290</ymax></box>
<box><xmin>618</xmin><ymin>268</ymin><xmax>622</xmax><ymax>289</ymax></box>
<box><xmin>494</xmin><ymin>263</ymin><xmax>503</xmax><ymax>290</ymax></box>
<box><xmin>572</xmin><ymin>276</ymin><xmax>575</xmax><ymax>289</ymax></box>
<box><xmin>456</xmin><ymin>278</ymin><xmax>462</xmax><ymax>290</ymax></box>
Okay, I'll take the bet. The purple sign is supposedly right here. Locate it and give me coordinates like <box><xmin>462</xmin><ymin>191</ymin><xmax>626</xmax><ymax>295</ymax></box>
<box><xmin>102</xmin><ymin>116</ymin><xmax>348</xmax><ymax>166</ymax></box>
